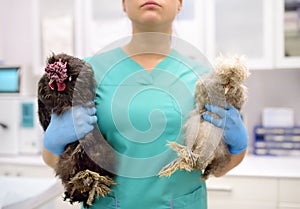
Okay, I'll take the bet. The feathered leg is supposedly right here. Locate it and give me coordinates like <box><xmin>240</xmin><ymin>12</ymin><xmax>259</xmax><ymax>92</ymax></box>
<box><xmin>68</xmin><ymin>169</ymin><xmax>117</xmax><ymax>207</ymax></box>
<box><xmin>158</xmin><ymin>142</ymin><xmax>198</xmax><ymax>177</ymax></box>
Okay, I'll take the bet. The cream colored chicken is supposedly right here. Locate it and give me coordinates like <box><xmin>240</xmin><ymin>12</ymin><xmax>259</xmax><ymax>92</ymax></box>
<box><xmin>158</xmin><ymin>56</ymin><xmax>250</xmax><ymax>180</ymax></box>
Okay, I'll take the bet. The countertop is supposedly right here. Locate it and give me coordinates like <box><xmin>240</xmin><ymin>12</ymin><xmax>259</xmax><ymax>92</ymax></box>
<box><xmin>226</xmin><ymin>155</ymin><xmax>300</xmax><ymax>179</ymax></box>
<box><xmin>0</xmin><ymin>154</ymin><xmax>300</xmax><ymax>179</ymax></box>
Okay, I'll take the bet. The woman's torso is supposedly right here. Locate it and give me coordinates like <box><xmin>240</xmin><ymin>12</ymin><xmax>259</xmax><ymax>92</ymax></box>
<box><xmin>84</xmin><ymin>48</ymin><xmax>210</xmax><ymax>209</ymax></box>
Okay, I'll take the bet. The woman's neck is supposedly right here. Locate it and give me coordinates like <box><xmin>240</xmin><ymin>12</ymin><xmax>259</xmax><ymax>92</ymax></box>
<box><xmin>122</xmin><ymin>32</ymin><xmax>172</xmax><ymax>71</ymax></box>
<box><xmin>124</xmin><ymin>32</ymin><xmax>171</xmax><ymax>56</ymax></box>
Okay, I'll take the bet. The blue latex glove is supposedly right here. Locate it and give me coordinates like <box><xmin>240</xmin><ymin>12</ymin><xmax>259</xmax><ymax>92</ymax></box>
<box><xmin>202</xmin><ymin>104</ymin><xmax>248</xmax><ymax>154</ymax></box>
<box><xmin>43</xmin><ymin>105</ymin><xmax>97</xmax><ymax>156</ymax></box>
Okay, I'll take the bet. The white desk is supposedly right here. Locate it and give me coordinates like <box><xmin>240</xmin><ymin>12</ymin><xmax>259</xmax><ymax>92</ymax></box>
<box><xmin>0</xmin><ymin>176</ymin><xmax>63</xmax><ymax>209</ymax></box>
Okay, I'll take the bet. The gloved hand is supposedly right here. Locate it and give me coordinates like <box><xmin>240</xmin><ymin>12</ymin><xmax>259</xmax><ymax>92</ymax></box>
<box><xmin>43</xmin><ymin>105</ymin><xmax>97</xmax><ymax>156</ymax></box>
<box><xmin>202</xmin><ymin>104</ymin><xmax>248</xmax><ymax>154</ymax></box>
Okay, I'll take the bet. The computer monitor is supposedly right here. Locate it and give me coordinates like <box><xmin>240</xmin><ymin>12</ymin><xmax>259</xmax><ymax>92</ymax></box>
<box><xmin>0</xmin><ymin>66</ymin><xmax>20</xmax><ymax>93</ymax></box>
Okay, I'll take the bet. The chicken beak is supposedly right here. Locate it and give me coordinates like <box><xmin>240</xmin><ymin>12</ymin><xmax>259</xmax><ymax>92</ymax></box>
<box><xmin>225</xmin><ymin>87</ymin><xmax>230</xmax><ymax>94</ymax></box>
<box><xmin>48</xmin><ymin>79</ymin><xmax>55</xmax><ymax>90</ymax></box>
<box><xmin>224</xmin><ymin>82</ymin><xmax>231</xmax><ymax>95</ymax></box>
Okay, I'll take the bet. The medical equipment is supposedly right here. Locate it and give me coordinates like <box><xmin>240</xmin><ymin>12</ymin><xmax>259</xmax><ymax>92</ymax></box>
<box><xmin>0</xmin><ymin>96</ymin><xmax>42</xmax><ymax>155</ymax></box>
<box><xmin>0</xmin><ymin>67</ymin><xmax>20</xmax><ymax>93</ymax></box>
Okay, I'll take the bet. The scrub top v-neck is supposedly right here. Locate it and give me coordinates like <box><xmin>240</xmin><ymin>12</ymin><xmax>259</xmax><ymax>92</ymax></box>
<box><xmin>84</xmin><ymin>47</ymin><xmax>210</xmax><ymax>209</ymax></box>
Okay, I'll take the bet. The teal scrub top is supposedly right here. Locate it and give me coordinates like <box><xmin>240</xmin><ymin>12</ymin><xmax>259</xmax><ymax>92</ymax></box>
<box><xmin>84</xmin><ymin>48</ymin><xmax>210</xmax><ymax>209</ymax></box>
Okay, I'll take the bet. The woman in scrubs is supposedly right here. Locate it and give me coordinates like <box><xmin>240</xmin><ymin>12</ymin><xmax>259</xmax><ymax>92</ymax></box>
<box><xmin>42</xmin><ymin>0</ymin><xmax>248</xmax><ymax>208</ymax></box>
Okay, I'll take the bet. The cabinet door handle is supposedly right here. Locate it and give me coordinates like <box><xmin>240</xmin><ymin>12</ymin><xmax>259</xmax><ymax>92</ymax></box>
<box><xmin>4</xmin><ymin>172</ymin><xmax>11</xmax><ymax>176</ymax></box>
<box><xmin>0</xmin><ymin>122</ymin><xmax>8</xmax><ymax>129</ymax></box>
<box><xmin>207</xmin><ymin>186</ymin><xmax>233</xmax><ymax>193</ymax></box>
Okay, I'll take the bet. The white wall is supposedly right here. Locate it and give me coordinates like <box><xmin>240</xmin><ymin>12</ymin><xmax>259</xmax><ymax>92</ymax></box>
<box><xmin>0</xmin><ymin>0</ymin><xmax>35</xmax><ymax>66</ymax></box>
<box><xmin>0</xmin><ymin>0</ymin><xmax>39</xmax><ymax>96</ymax></box>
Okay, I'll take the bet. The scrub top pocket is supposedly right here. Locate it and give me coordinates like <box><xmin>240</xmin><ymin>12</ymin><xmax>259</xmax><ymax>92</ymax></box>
<box><xmin>172</xmin><ymin>185</ymin><xmax>207</xmax><ymax>209</ymax></box>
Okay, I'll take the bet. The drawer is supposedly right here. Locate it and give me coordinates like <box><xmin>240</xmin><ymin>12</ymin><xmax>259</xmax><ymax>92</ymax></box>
<box><xmin>207</xmin><ymin>176</ymin><xmax>278</xmax><ymax>202</ymax></box>
<box><xmin>279</xmin><ymin>202</ymin><xmax>300</xmax><ymax>209</ymax></box>
<box><xmin>207</xmin><ymin>176</ymin><xmax>278</xmax><ymax>209</ymax></box>
<box><xmin>0</xmin><ymin>164</ymin><xmax>55</xmax><ymax>178</ymax></box>
<box><xmin>208</xmin><ymin>200</ymin><xmax>277</xmax><ymax>209</ymax></box>
<box><xmin>279</xmin><ymin>179</ymin><xmax>300</xmax><ymax>203</ymax></box>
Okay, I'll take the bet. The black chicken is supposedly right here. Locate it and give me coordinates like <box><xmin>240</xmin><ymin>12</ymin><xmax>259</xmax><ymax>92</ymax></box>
<box><xmin>37</xmin><ymin>53</ymin><xmax>116</xmax><ymax>207</ymax></box>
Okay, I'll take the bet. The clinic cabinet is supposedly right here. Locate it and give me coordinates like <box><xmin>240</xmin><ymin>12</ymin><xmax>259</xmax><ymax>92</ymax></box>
<box><xmin>1</xmin><ymin>155</ymin><xmax>300</xmax><ymax>208</ymax></box>
<box><xmin>207</xmin><ymin>176</ymin><xmax>277</xmax><ymax>209</ymax></box>
<box><xmin>207</xmin><ymin>176</ymin><xmax>300</xmax><ymax>209</ymax></box>
<box><xmin>206</xmin><ymin>0</ymin><xmax>274</xmax><ymax>69</ymax></box>
<box><xmin>204</xmin><ymin>0</ymin><xmax>300</xmax><ymax>69</ymax></box>
<box><xmin>278</xmin><ymin>179</ymin><xmax>300</xmax><ymax>209</ymax></box>
<box><xmin>1</xmin><ymin>0</ymin><xmax>299</xmax><ymax>73</ymax></box>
